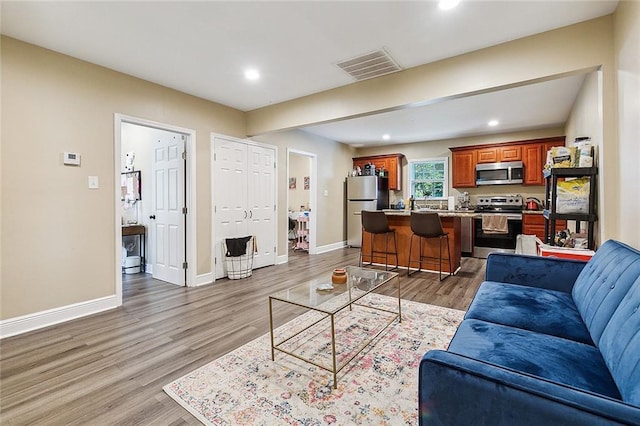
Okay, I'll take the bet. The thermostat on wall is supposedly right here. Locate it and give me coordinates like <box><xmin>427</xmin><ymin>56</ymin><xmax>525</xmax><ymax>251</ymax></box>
<box><xmin>63</xmin><ymin>152</ymin><xmax>81</xmax><ymax>166</ymax></box>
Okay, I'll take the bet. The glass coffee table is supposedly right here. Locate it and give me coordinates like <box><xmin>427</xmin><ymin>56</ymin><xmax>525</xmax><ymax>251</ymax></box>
<box><xmin>268</xmin><ymin>266</ymin><xmax>401</xmax><ymax>388</ymax></box>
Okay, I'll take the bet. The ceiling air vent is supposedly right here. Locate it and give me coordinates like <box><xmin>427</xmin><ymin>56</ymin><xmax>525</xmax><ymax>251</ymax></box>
<box><xmin>336</xmin><ymin>49</ymin><xmax>402</xmax><ymax>81</ymax></box>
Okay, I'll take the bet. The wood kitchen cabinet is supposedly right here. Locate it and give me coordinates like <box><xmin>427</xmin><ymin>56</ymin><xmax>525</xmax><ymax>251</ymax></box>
<box><xmin>477</xmin><ymin>145</ymin><xmax>522</xmax><ymax>163</ymax></box>
<box><xmin>523</xmin><ymin>213</ymin><xmax>566</xmax><ymax>241</ymax></box>
<box><xmin>523</xmin><ymin>137</ymin><xmax>566</xmax><ymax>186</ymax></box>
<box><xmin>353</xmin><ymin>153</ymin><xmax>404</xmax><ymax>190</ymax></box>
<box><xmin>451</xmin><ymin>149</ymin><xmax>477</xmax><ymax>188</ymax></box>
<box><xmin>522</xmin><ymin>144</ymin><xmax>544</xmax><ymax>185</ymax></box>
<box><xmin>450</xmin><ymin>136</ymin><xmax>566</xmax><ymax>188</ymax></box>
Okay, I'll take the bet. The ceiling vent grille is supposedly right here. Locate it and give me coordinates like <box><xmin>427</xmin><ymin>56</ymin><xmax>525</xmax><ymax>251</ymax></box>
<box><xmin>336</xmin><ymin>49</ymin><xmax>402</xmax><ymax>81</ymax></box>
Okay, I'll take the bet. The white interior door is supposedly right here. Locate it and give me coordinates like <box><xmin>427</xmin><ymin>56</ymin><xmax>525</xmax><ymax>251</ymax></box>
<box><xmin>152</xmin><ymin>132</ymin><xmax>185</xmax><ymax>285</ymax></box>
<box><xmin>213</xmin><ymin>136</ymin><xmax>276</xmax><ymax>279</ymax></box>
<box><xmin>247</xmin><ymin>144</ymin><xmax>276</xmax><ymax>269</ymax></box>
<box><xmin>213</xmin><ymin>137</ymin><xmax>249</xmax><ymax>279</ymax></box>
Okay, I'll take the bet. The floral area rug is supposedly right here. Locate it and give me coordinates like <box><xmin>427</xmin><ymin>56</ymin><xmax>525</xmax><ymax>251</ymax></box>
<box><xmin>164</xmin><ymin>294</ymin><xmax>464</xmax><ymax>425</ymax></box>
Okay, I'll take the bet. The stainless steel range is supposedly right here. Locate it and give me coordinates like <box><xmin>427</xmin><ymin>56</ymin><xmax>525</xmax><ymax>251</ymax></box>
<box><xmin>473</xmin><ymin>195</ymin><xmax>523</xmax><ymax>258</ymax></box>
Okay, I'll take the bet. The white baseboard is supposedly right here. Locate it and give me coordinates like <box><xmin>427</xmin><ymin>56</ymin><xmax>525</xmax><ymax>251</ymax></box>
<box><xmin>277</xmin><ymin>254</ymin><xmax>289</xmax><ymax>264</ymax></box>
<box><xmin>193</xmin><ymin>272</ymin><xmax>214</xmax><ymax>287</ymax></box>
<box><xmin>0</xmin><ymin>295</ymin><xmax>120</xmax><ymax>339</ymax></box>
<box><xmin>315</xmin><ymin>241</ymin><xmax>347</xmax><ymax>254</ymax></box>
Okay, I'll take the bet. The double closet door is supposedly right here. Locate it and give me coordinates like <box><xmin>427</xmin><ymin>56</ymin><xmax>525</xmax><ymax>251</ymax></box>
<box><xmin>213</xmin><ymin>136</ymin><xmax>276</xmax><ymax>279</ymax></box>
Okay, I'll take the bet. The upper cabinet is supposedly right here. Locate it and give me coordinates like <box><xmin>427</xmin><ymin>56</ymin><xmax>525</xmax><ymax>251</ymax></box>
<box><xmin>477</xmin><ymin>145</ymin><xmax>522</xmax><ymax>164</ymax></box>
<box><xmin>450</xmin><ymin>136</ymin><xmax>566</xmax><ymax>188</ymax></box>
<box><xmin>451</xmin><ymin>149</ymin><xmax>477</xmax><ymax>188</ymax></box>
<box><xmin>353</xmin><ymin>153</ymin><xmax>404</xmax><ymax>190</ymax></box>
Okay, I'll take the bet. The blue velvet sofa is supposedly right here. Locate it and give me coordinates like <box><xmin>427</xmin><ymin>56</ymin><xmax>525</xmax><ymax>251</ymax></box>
<box><xmin>419</xmin><ymin>239</ymin><xmax>640</xmax><ymax>425</ymax></box>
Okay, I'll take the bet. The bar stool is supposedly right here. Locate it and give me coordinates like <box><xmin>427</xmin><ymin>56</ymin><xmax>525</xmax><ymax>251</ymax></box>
<box><xmin>359</xmin><ymin>210</ymin><xmax>398</xmax><ymax>271</ymax></box>
<box><xmin>407</xmin><ymin>212</ymin><xmax>452</xmax><ymax>280</ymax></box>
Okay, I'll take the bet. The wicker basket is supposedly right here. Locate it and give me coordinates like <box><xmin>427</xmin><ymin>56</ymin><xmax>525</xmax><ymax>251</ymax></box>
<box><xmin>224</xmin><ymin>236</ymin><xmax>254</xmax><ymax>279</ymax></box>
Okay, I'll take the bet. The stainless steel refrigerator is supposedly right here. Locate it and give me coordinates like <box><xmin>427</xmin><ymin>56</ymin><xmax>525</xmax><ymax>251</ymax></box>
<box><xmin>346</xmin><ymin>176</ymin><xmax>389</xmax><ymax>247</ymax></box>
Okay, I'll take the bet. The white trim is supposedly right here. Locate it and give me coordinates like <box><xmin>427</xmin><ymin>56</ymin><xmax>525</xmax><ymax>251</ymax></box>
<box><xmin>194</xmin><ymin>273</ymin><xmax>214</xmax><ymax>287</ymax></box>
<box><xmin>0</xmin><ymin>296</ymin><xmax>119</xmax><ymax>339</ymax></box>
<box><xmin>315</xmin><ymin>240</ymin><xmax>347</xmax><ymax>254</ymax></box>
<box><xmin>277</xmin><ymin>254</ymin><xmax>289</xmax><ymax>264</ymax></box>
<box><xmin>286</xmin><ymin>148</ymin><xmax>318</xmax><ymax>255</ymax></box>
<box><xmin>114</xmin><ymin>114</ymin><xmax>197</xmax><ymax>288</ymax></box>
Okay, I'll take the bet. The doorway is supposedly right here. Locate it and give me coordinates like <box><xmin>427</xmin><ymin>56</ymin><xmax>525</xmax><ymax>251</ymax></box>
<box><xmin>287</xmin><ymin>149</ymin><xmax>318</xmax><ymax>258</ymax></box>
<box><xmin>114</xmin><ymin>115</ymin><xmax>196</xmax><ymax>303</ymax></box>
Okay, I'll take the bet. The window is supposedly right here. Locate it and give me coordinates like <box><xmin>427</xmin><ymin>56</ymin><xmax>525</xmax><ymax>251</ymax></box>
<box><xmin>409</xmin><ymin>158</ymin><xmax>448</xmax><ymax>199</ymax></box>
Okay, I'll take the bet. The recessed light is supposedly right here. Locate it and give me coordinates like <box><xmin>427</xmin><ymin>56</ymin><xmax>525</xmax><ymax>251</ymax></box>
<box><xmin>488</xmin><ymin>120</ymin><xmax>499</xmax><ymax>127</ymax></box>
<box><xmin>244</xmin><ymin>69</ymin><xmax>260</xmax><ymax>81</ymax></box>
<box><xmin>439</xmin><ymin>0</ymin><xmax>460</xmax><ymax>11</ymax></box>
<box><xmin>382</xmin><ymin>134</ymin><xmax>391</xmax><ymax>141</ymax></box>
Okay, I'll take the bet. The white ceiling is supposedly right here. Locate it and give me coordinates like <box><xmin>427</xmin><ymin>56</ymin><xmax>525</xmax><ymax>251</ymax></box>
<box><xmin>1</xmin><ymin>0</ymin><xmax>618</xmax><ymax>145</ymax></box>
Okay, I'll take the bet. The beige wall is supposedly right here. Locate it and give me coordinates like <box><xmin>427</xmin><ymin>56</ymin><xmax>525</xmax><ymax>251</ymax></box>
<box><xmin>288</xmin><ymin>154</ymin><xmax>311</xmax><ymax>212</ymax></box>
<box><xmin>564</xmin><ymin>72</ymin><xmax>603</xmax><ymax>244</ymax></box>
<box><xmin>614</xmin><ymin>1</ymin><xmax>640</xmax><ymax>249</ymax></box>
<box><xmin>1</xmin><ymin>36</ymin><xmax>245</xmax><ymax>319</ymax></box>
<box><xmin>251</xmin><ymin>129</ymin><xmax>354</xmax><ymax>252</ymax></box>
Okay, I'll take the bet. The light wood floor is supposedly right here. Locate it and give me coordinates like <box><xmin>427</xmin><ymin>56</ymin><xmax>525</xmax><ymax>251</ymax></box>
<box><xmin>0</xmin><ymin>247</ymin><xmax>485</xmax><ymax>425</ymax></box>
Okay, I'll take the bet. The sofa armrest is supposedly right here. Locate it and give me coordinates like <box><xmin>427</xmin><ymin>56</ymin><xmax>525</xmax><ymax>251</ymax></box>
<box><xmin>485</xmin><ymin>253</ymin><xmax>587</xmax><ymax>292</ymax></box>
<box><xmin>419</xmin><ymin>350</ymin><xmax>640</xmax><ymax>426</ymax></box>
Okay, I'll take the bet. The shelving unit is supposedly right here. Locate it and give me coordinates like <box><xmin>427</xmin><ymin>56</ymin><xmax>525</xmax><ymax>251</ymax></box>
<box><xmin>543</xmin><ymin>167</ymin><xmax>598</xmax><ymax>250</ymax></box>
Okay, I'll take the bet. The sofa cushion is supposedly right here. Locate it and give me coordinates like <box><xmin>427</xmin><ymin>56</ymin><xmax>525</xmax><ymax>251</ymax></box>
<box><xmin>464</xmin><ymin>281</ymin><xmax>593</xmax><ymax>345</ymax></box>
<box><xmin>598</xmin><ymin>276</ymin><xmax>640</xmax><ymax>406</ymax></box>
<box><xmin>572</xmin><ymin>240</ymin><xmax>640</xmax><ymax>345</ymax></box>
<box><xmin>447</xmin><ymin>319</ymin><xmax>621</xmax><ymax>400</ymax></box>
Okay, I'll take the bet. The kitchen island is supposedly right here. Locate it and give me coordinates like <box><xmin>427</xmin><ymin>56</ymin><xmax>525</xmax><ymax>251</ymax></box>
<box><xmin>361</xmin><ymin>210</ymin><xmax>463</xmax><ymax>274</ymax></box>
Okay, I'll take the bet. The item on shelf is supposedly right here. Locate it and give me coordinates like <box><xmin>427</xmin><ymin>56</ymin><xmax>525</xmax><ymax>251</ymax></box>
<box><xmin>554</xmin><ymin>229</ymin><xmax>571</xmax><ymax>247</ymax></box>
<box><xmin>362</xmin><ymin>163</ymin><xmax>375</xmax><ymax>176</ymax></box>
<box><xmin>574</xmin><ymin>137</ymin><xmax>594</xmax><ymax>167</ymax></box>
<box><xmin>549</xmin><ymin>146</ymin><xmax>579</xmax><ymax>168</ymax></box>
<box><xmin>556</xmin><ymin>178</ymin><xmax>590</xmax><ymax>213</ymax></box>
<box><xmin>331</xmin><ymin>268</ymin><xmax>347</xmax><ymax>284</ymax></box>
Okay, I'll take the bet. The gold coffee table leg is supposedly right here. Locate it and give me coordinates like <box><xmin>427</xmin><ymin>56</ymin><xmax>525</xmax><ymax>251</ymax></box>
<box><xmin>269</xmin><ymin>297</ymin><xmax>275</xmax><ymax>361</ymax></box>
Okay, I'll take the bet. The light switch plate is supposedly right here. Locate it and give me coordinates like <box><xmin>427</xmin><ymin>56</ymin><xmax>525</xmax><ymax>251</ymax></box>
<box><xmin>88</xmin><ymin>176</ymin><xmax>99</xmax><ymax>189</ymax></box>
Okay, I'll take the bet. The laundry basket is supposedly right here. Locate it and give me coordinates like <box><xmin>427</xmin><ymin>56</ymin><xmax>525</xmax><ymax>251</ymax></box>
<box><xmin>224</xmin><ymin>236</ymin><xmax>254</xmax><ymax>279</ymax></box>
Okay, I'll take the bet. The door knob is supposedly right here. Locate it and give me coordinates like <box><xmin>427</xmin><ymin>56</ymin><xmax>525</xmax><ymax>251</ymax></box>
<box><xmin>149</xmin><ymin>215</ymin><xmax>156</xmax><ymax>219</ymax></box>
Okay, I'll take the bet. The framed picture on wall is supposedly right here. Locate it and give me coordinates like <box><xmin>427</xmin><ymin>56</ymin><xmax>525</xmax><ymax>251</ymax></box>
<box><xmin>289</xmin><ymin>177</ymin><xmax>296</xmax><ymax>189</ymax></box>
<box><xmin>304</xmin><ymin>176</ymin><xmax>310</xmax><ymax>190</ymax></box>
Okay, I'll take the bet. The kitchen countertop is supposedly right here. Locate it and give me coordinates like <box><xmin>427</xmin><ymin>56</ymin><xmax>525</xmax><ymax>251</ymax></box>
<box><xmin>382</xmin><ymin>209</ymin><xmax>478</xmax><ymax>218</ymax></box>
<box><xmin>382</xmin><ymin>209</ymin><xmax>540</xmax><ymax>218</ymax></box>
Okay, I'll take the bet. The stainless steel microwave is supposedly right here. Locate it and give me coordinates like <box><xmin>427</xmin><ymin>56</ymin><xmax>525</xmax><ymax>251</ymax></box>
<box><xmin>476</xmin><ymin>161</ymin><xmax>524</xmax><ymax>186</ymax></box>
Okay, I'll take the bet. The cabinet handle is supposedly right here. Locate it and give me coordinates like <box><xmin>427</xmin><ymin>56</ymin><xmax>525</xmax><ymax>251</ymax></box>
<box><xmin>249</xmin><ymin>210</ymin><xmax>253</xmax><ymax>219</ymax></box>
<box><xmin>244</xmin><ymin>210</ymin><xmax>247</xmax><ymax>219</ymax></box>
<box><xmin>149</xmin><ymin>215</ymin><xmax>156</xmax><ymax>220</ymax></box>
